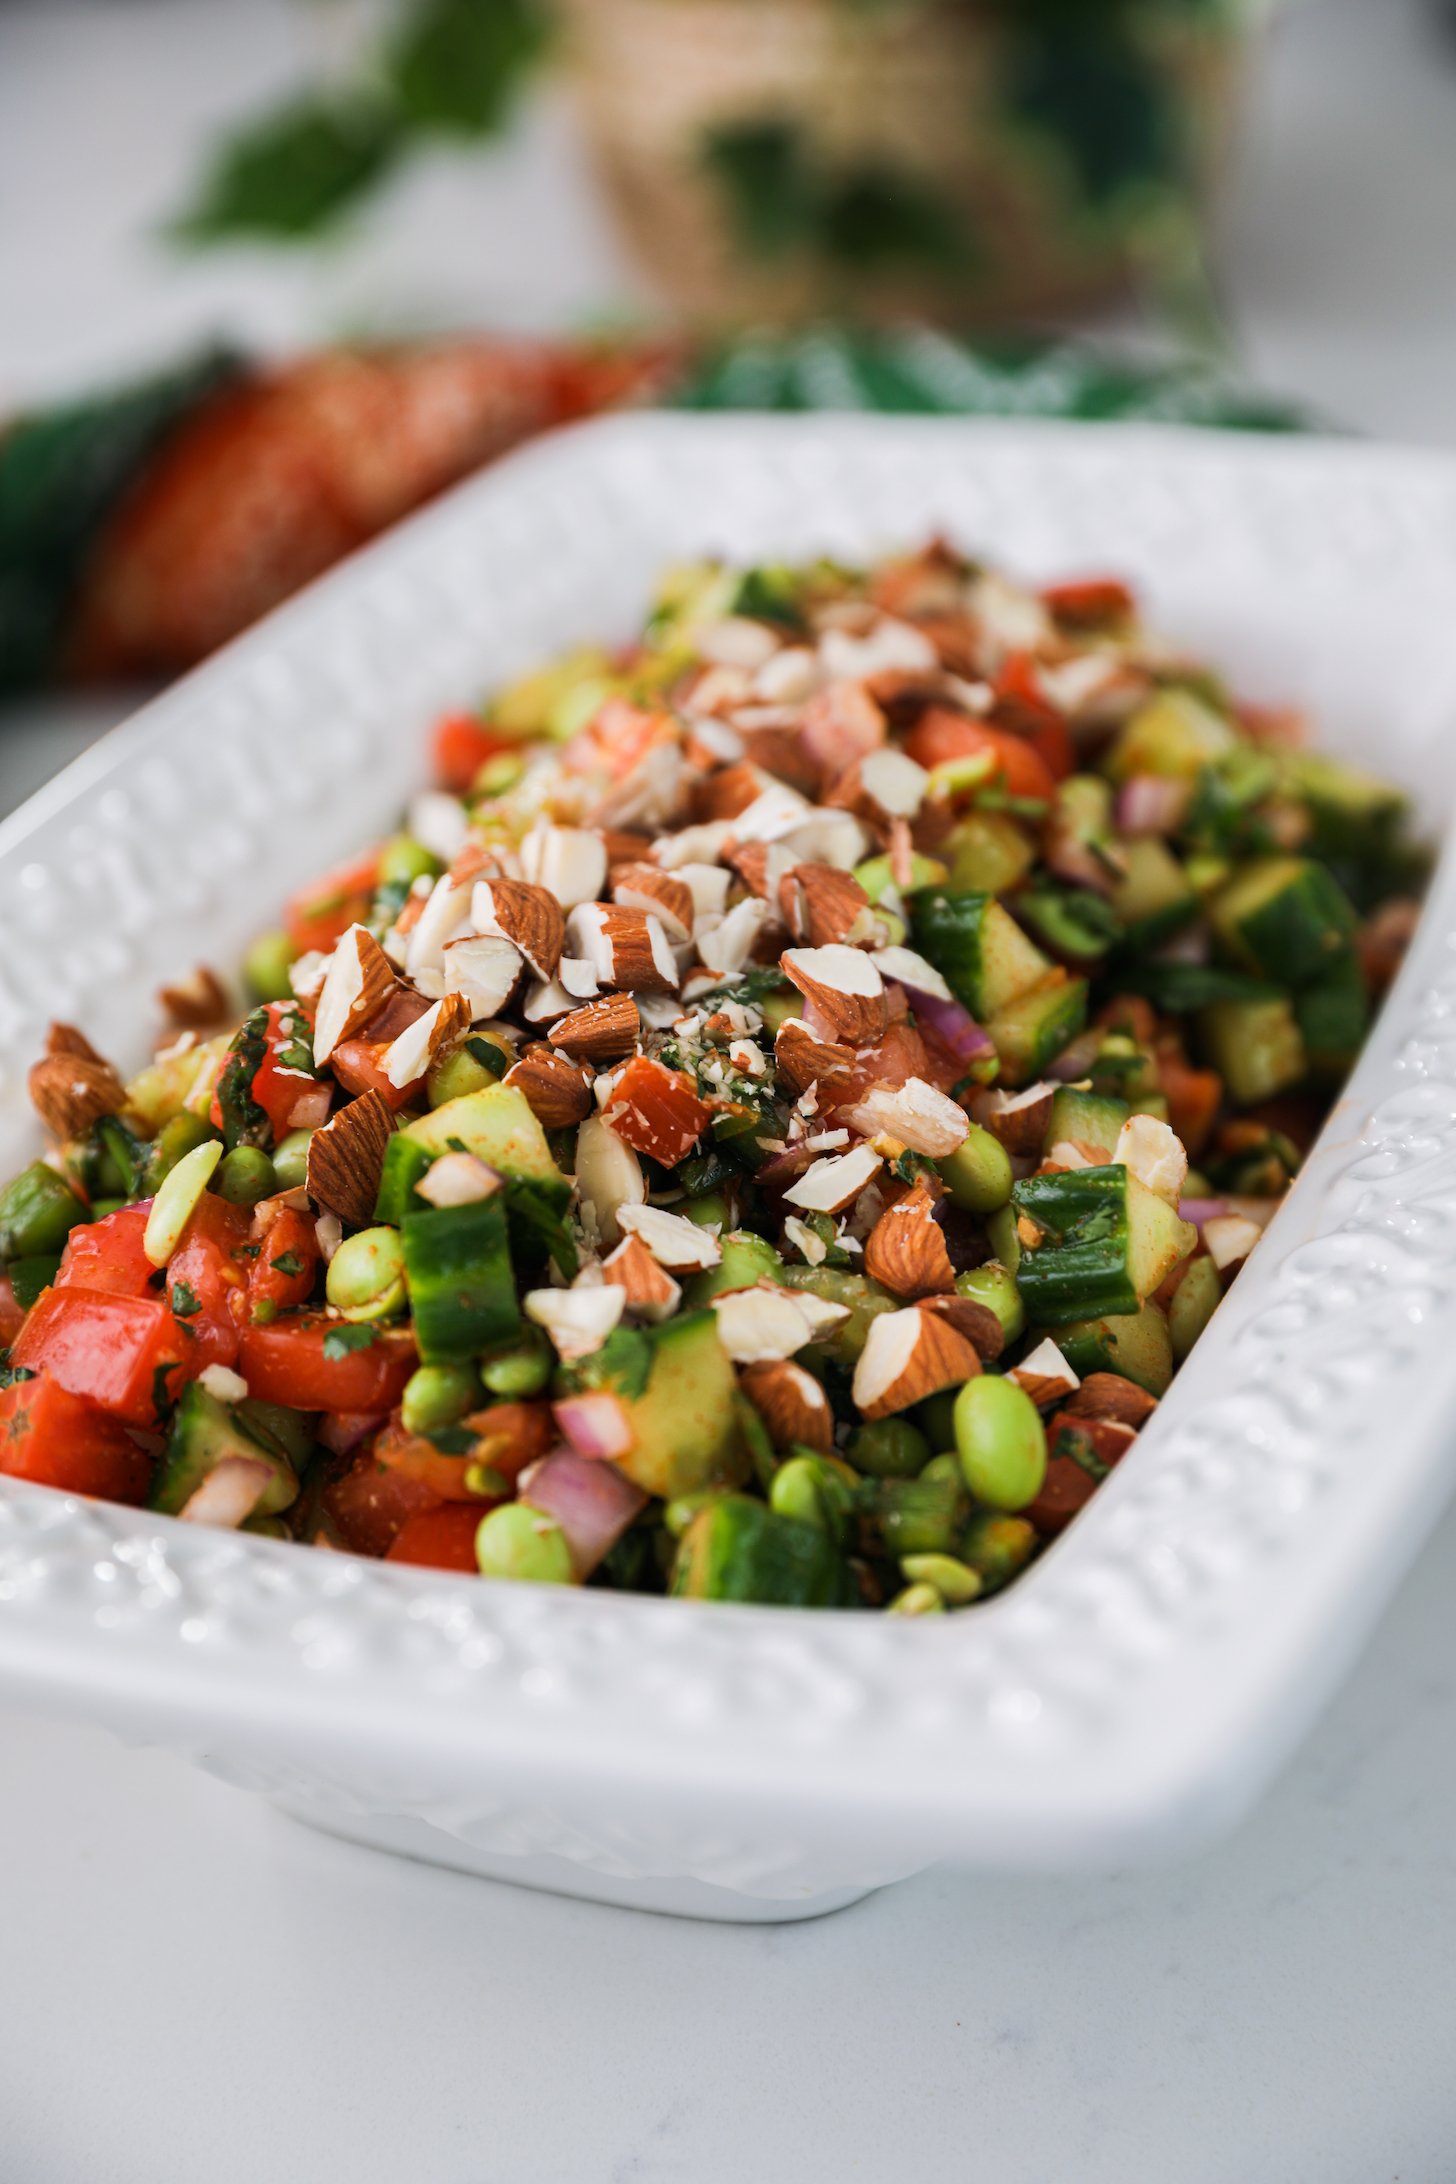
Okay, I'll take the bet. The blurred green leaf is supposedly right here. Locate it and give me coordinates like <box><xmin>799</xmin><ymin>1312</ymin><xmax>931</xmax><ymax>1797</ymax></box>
<box><xmin>171</xmin><ymin>96</ymin><xmax>402</xmax><ymax>244</ymax></box>
<box><xmin>1001</xmin><ymin>22</ymin><xmax>1184</xmax><ymax>211</ymax></box>
<box><xmin>388</xmin><ymin>0</ymin><xmax>549</xmax><ymax>136</ymax></box>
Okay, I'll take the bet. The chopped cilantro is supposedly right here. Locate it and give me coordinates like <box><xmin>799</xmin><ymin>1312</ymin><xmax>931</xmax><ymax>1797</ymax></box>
<box><xmin>217</xmin><ymin>1007</ymin><xmax>272</xmax><ymax>1151</ymax></box>
<box><xmin>322</xmin><ymin>1323</ymin><xmax>381</xmax><ymax>1360</ymax></box>
<box><xmin>270</xmin><ymin>1251</ymin><xmax>305</xmax><ymax>1279</ymax></box>
<box><xmin>465</xmin><ymin>1036</ymin><xmax>507</xmax><ymax>1080</ymax></box>
<box><xmin>170</xmin><ymin>1278</ymin><xmax>203</xmax><ymax>1319</ymax></box>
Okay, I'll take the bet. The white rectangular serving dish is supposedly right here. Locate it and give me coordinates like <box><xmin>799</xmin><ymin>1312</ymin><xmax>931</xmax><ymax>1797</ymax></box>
<box><xmin>2</xmin><ymin>413</ymin><xmax>1456</xmax><ymax>1923</ymax></box>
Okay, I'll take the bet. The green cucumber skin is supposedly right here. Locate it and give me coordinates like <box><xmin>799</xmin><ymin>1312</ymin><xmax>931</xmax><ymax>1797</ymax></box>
<box><xmin>910</xmin><ymin>890</ymin><xmax>1048</xmax><ymax>1020</ymax></box>
<box><xmin>1056</xmin><ymin>1303</ymin><xmax>1174</xmax><ymax>1396</ymax></box>
<box><xmin>988</xmin><ymin>977</ymin><xmax>1088</xmax><ymax>1085</ymax></box>
<box><xmin>1213</xmin><ymin>856</ymin><xmax>1356</xmax><ymax>987</ymax></box>
<box><xmin>151</xmin><ymin>1382</ymin><xmax>298</xmax><ymax>1518</ymax></box>
<box><xmin>401</xmin><ymin>1199</ymin><xmax>520</xmax><ymax>1364</ymax></box>
<box><xmin>374</xmin><ymin>1134</ymin><xmax>433</xmax><ymax>1226</ymax></box>
<box><xmin>1012</xmin><ymin>1166</ymin><xmax>1139</xmax><ymax>1326</ymax></box>
<box><xmin>672</xmin><ymin>1496</ymin><xmax>848</xmax><ymax>1606</ymax></box>
<box><xmin>1046</xmin><ymin>1088</ymin><xmax>1129</xmax><ymax>1160</ymax></box>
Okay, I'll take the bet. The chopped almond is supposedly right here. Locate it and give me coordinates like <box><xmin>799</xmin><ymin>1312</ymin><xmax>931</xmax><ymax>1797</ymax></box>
<box><xmin>781</xmin><ymin>943</ymin><xmax>888</xmax><ymax>1046</ymax></box>
<box><xmin>568</xmin><ymin>904</ymin><xmax>679</xmax><ymax>994</ymax></box>
<box><xmin>1113</xmin><ymin>1113</ymin><xmax>1188</xmax><ymax>1206</ymax></box>
<box><xmin>712</xmin><ymin>1283</ymin><xmax>848</xmax><ymax>1364</ymax></box>
<box><xmin>471</xmin><ymin>880</ymin><xmax>565</xmax><ymax>979</ymax></box>
<box><xmin>158</xmin><ymin>966</ymin><xmax>230</xmax><ymax>1031</ymax></box>
<box><xmin>611</xmin><ymin>864</ymin><xmax>694</xmax><ymax>944</ymax></box>
<box><xmin>524</xmin><ymin>1283</ymin><xmax>625</xmax><ymax>1361</ymax></box>
<box><xmin>601</xmin><ymin>1233</ymin><xmax>681</xmax><ymax>1322</ymax></box>
<box><xmin>852</xmin><ymin>1304</ymin><xmax>980</xmax><ymax>1420</ymax></box>
<box><xmin>918</xmin><ymin>1293</ymin><xmax>1006</xmax><ymax>1363</ymax></box>
<box><xmin>1065</xmin><ymin>1372</ymin><xmax>1158</xmax><ymax>1430</ymax></box>
<box><xmin>548</xmin><ymin>993</ymin><xmax>641</xmax><ymax>1063</ymax></box>
<box><xmin>863</xmin><ymin>1185</ymin><xmax>957</xmax><ymax>1299</ymax></box>
<box><xmin>783</xmin><ymin>1142</ymin><xmax>883</xmax><ymax>1215</ymax></box>
<box><xmin>616</xmin><ymin>1202</ymin><xmax>722</xmax><ymax>1272</ymax></box>
<box><xmin>843</xmin><ymin>1077</ymin><xmax>969</xmax><ymax>1159</ymax></box>
<box><xmin>519</xmin><ymin>822</ymin><xmax>608</xmax><ymax>909</ymax></box>
<box><xmin>505</xmin><ymin>1044</ymin><xmax>593</xmax><ymax>1128</ymax></box>
<box><xmin>28</xmin><ymin>1051</ymin><xmax>126</xmax><ymax>1142</ymax></box>
<box><xmin>416</xmin><ymin>1151</ymin><xmax>502</xmax><ymax>1208</ymax></box>
<box><xmin>739</xmin><ymin>1359</ymin><xmax>834</xmax><ymax>1452</ymax></box>
<box><xmin>1203</xmin><ymin>1214</ymin><xmax>1262</xmax><ymax>1275</ymax></box>
<box><xmin>313</xmin><ymin>925</ymin><xmax>398</xmax><ymax>1067</ymax></box>
<box><xmin>779</xmin><ymin>863</ymin><xmax>870</xmax><ymax>948</ymax></box>
<box><xmin>973</xmin><ymin>1083</ymin><xmax>1057</xmax><ymax>1156</ymax></box>
<box><xmin>773</xmin><ymin>1017</ymin><xmax>857</xmax><ymax>1098</ymax></box>
<box><xmin>305</xmin><ymin>1086</ymin><xmax>394</xmax><ymax>1228</ymax></box>
<box><xmin>1008</xmin><ymin>1336</ymin><xmax>1081</xmax><ymax>1412</ymax></box>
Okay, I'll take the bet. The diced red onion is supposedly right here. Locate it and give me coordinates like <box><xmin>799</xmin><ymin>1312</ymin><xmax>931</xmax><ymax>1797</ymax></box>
<box><xmin>1178</xmin><ymin>1197</ymin><xmax>1230</xmax><ymax>1230</ymax></box>
<box><xmin>287</xmin><ymin>1086</ymin><xmax>333</xmax><ymax>1131</ymax></box>
<box><xmin>1046</xmin><ymin>1030</ymin><xmax>1103</xmax><ymax>1082</ymax></box>
<box><xmin>1224</xmin><ymin>1194</ymin><xmax>1281</xmax><ymax>1231</ymax></box>
<box><xmin>553</xmin><ymin>1392</ymin><xmax>635</xmax><ymax>1463</ymax></box>
<box><xmin>900</xmin><ymin>990</ymin><xmax>996</xmax><ymax>1067</ymax></box>
<box><xmin>317</xmin><ymin>1410</ymin><xmax>386</xmax><ymax>1457</ymax></box>
<box><xmin>1116</xmin><ymin>775</ymin><xmax>1191</xmax><ymax>836</ymax></box>
<box><xmin>518</xmin><ymin>1449</ymin><xmax>648</xmax><ymax>1579</ymax></box>
<box><xmin>178</xmin><ymin>1456</ymin><xmax>272</xmax><ymax>1528</ymax></box>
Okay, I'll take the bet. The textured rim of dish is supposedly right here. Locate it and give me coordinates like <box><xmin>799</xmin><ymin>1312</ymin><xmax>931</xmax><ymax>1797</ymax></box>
<box><xmin>2</xmin><ymin>412</ymin><xmax>1455</xmax><ymax>1873</ymax></box>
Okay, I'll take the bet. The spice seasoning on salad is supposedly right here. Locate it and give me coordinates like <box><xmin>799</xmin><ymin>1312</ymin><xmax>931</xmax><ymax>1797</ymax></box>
<box><xmin>0</xmin><ymin>543</ymin><xmax>1429</xmax><ymax>1610</ymax></box>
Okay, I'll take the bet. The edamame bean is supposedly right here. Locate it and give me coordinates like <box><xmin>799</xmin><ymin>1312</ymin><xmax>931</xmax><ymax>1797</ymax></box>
<box><xmin>479</xmin><ymin>1327</ymin><xmax>551</xmax><ymax>1398</ymax></box>
<box><xmin>145</xmin><ymin>1111</ymin><xmax>219</xmax><ymax>1194</ymax></box>
<box><xmin>900</xmin><ymin>1552</ymin><xmax>983</xmax><ymax>1606</ymax></box>
<box><xmin>272</xmin><ymin>1128</ymin><xmax>317</xmax><ymax>1192</ymax></box>
<box><xmin>954</xmin><ymin>1376</ymin><xmax>1047</xmax><ymax>1511</ymax></box>
<box><xmin>960</xmin><ymin>1512</ymin><xmax>1038</xmax><ymax>1593</ymax></box>
<box><xmin>216</xmin><ymin>1145</ymin><xmax>277</xmax><ymax>1206</ymax></box>
<box><xmin>682</xmin><ymin>1190</ymin><xmax>731</xmax><ymax>1231</ymax></box>
<box><xmin>769</xmin><ymin>1455</ymin><xmax>843</xmax><ymax>1538</ymax></box>
<box><xmin>955</xmin><ymin>1263</ymin><xmax>1026</xmax><ymax>1343</ymax></box>
<box><xmin>887</xmin><ymin>1582</ymin><xmax>945</xmax><ymax>1616</ymax></box>
<box><xmin>325</xmin><ymin>1226</ymin><xmax>407</xmax><ymax>1322</ymax></box>
<box><xmin>937</xmin><ymin>1125</ymin><xmax>1013</xmax><ymax>1214</ymax></box>
<box><xmin>846</xmin><ymin>1417</ymin><xmax>929</xmax><ymax>1480</ymax></box>
<box><xmin>474</xmin><ymin>1503</ymin><xmax>574</xmax><ymax>1585</ymax></box>
<box><xmin>377</xmin><ymin>833</ymin><xmax>441</xmax><ymax>888</ymax></box>
<box><xmin>401</xmin><ymin>1362</ymin><xmax>481</xmax><ymax>1436</ymax></box>
<box><xmin>244</xmin><ymin>930</ymin><xmax>297</xmax><ymax>1003</ymax></box>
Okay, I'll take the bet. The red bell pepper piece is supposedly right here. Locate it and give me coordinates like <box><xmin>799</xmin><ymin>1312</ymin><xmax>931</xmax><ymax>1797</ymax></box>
<box><xmin>0</xmin><ymin>1375</ymin><xmax>152</xmax><ymax>1502</ymax></box>
<box><xmin>237</xmin><ymin>1316</ymin><xmax>417</xmax><ymax>1414</ymax></box>
<box><xmin>1041</xmin><ymin>576</ymin><xmax>1135</xmax><ymax>630</ymax></box>
<box><xmin>11</xmin><ymin>1288</ymin><xmax>192</xmax><ymax>1425</ymax></box>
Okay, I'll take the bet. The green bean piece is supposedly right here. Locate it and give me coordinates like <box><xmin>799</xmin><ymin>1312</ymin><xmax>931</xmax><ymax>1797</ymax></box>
<box><xmin>954</xmin><ymin>1263</ymin><xmax>1026</xmax><ymax>1343</ymax></box>
<box><xmin>377</xmin><ymin>833</ymin><xmax>442</xmax><ymax>888</ymax></box>
<box><xmin>478</xmin><ymin>1327</ymin><xmax>551</xmax><ymax>1398</ymax></box>
<box><xmin>846</xmin><ymin>1417</ymin><xmax>930</xmax><ymax>1480</ymax></box>
<box><xmin>475</xmin><ymin>1503</ymin><xmax>575</xmax><ymax>1586</ymax></box>
<box><xmin>244</xmin><ymin>930</ymin><xmax>297</xmax><ymax>1003</ymax></box>
<box><xmin>401</xmin><ymin>1362</ymin><xmax>482</xmax><ymax>1437</ymax></box>
<box><xmin>954</xmin><ymin>1377</ymin><xmax>1047</xmax><ymax>1512</ymax></box>
<box><xmin>216</xmin><ymin>1145</ymin><xmax>277</xmax><ymax>1207</ymax></box>
<box><xmin>272</xmin><ymin>1128</ymin><xmax>317</xmax><ymax>1191</ymax></box>
<box><xmin>937</xmin><ymin>1126</ymin><xmax>1013</xmax><ymax>1214</ymax></box>
<box><xmin>0</xmin><ymin>1163</ymin><xmax>86</xmax><ymax>1261</ymax></box>
<box><xmin>325</xmin><ymin>1226</ymin><xmax>408</xmax><ymax>1322</ymax></box>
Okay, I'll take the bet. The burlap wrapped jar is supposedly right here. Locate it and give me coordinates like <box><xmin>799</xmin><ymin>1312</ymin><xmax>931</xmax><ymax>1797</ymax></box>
<box><xmin>557</xmin><ymin>0</ymin><xmax>1242</xmax><ymax>327</ymax></box>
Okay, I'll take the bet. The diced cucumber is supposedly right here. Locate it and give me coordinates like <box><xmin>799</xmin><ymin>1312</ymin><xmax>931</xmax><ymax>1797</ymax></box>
<box><xmin>672</xmin><ymin>1496</ymin><xmax>849</xmax><ymax>1607</ymax></box>
<box><xmin>401</xmin><ymin>1198</ymin><xmax>520</xmax><ymax>1363</ymax></box>
<box><xmin>374</xmin><ymin>1133</ymin><xmax>434</xmax><ymax>1225</ymax></box>
<box><xmin>987</xmin><ymin>975</ymin><xmax>1088</xmax><ymax>1086</ymax></box>
<box><xmin>1055</xmin><ymin>1301</ymin><xmax>1174</xmax><ymax>1396</ymax></box>
<box><xmin>1295</xmin><ymin>948</ymin><xmax>1369</xmax><ymax>1076</ymax></box>
<box><xmin>1199</xmin><ymin>996</ymin><xmax>1307</xmax><ymax>1105</ymax></box>
<box><xmin>152</xmin><ymin>1383</ymin><xmax>299</xmax><ymax>1519</ymax></box>
<box><xmin>1280</xmin><ymin>751</ymin><xmax>1406</xmax><ymax>862</ymax></box>
<box><xmin>1168</xmin><ymin>1254</ymin><xmax>1222</xmax><ymax>1362</ymax></box>
<box><xmin>683</xmin><ymin>1230</ymin><xmax>784</xmax><ymax>1308</ymax></box>
<box><xmin>614</xmin><ymin>1311</ymin><xmax>749</xmax><ymax>1501</ymax></box>
<box><xmin>1045</xmin><ymin>1087</ymin><xmax>1129</xmax><ymax>1160</ymax></box>
<box><xmin>403</xmin><ymin>1084</ymin><xmax>567</xmax><ymax>1202</ymax></box>
<box><xmin>1209</xmin><ymin>856</ymin><xmax>1356</xmax><ymax>986</ymax></box>
<box><xmin>940</xmin><ymin>812</ymin><xmax>1036</xmax><ymax>896</ymax></box>
<box><xmin>1109</xmin><ymin>838</ymin><xmax>1196</xmax><ymax>932</ymax></box>
<box><xmin>1105</xmin><ymin>689</ymin><xmax>1237</xmax><ymax>781</ymax></box>
<box><xmin>1012</xmin><ymin>1165</ymin><xmax>1195</xmax><ymax>1325</ymax></box>
<box><xmin>910</xmin><ymin>891</ymin><xmax>1053</xmax><ymax>1020</ymax></box>
<box><xmin>1016</xmin><ymin>888</ymin><xmax>1121</xmax><ymax>965</ymax></box>
<box><xmin>855</xmin><ymin>851</ymin><xmax>947</xmax><ymax>903</ymax></box>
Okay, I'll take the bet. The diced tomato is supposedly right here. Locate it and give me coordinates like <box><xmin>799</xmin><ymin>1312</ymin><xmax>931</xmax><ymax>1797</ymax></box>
<box><xmin>370</xmin><ymin>1417</ymin><xmax>487</xmax><ymax>1501</ymax></box>
<box><xmin>991</xmin><ymin>655</ymin><xmax>1075</xmax><ymax>781</ymax></box>
<box><xmin>285</xmin><ymin>851</ymin><xmax>381</xmax><ymax>956</ymax></box>
<box><xmin>580</xmin><ymin>696</ymin><xmax>677</xmax><ymax>781</ymax></box>
<box><xmin>386</xmin><ymin>1504</ymin><xmax>485</xmax><ymax>1573</ymax></box>
<box><xmin>1040</xmin><ymin>577</ymin><xmax>1136</xmax><ymax>630</ymax></box>
<box><xmin>603</xmin><ymin>1056</ymin><xmax>710</xmax><ymax>1167</ymax></box>
<box><xmin>1026</xmin><ymin>1413</ymin><xmax>1134</xmax><ymax>1537</ymax></box>
<box><xmin>0</xmin><ymin>1375</ymin><xmax>152</xmax><ymax>1502</ymax></box>
<box><xmin>328</xmin><ymin>987</ymin><xmax>432</xmax><ymax>1108</ymax></box>
<box><xmin>0</xmin><ymin>1275</ymin><xmax>24</xmax><ymax>1347</ymax></box>
<box><xmin>211</xmin><ymin>1000</ymin><xmax>322</xmax><ymax>1142</ymax></box>
<box><xmin>324</xmin><ymin>1453</ymin><xmax>440</xmax><ymax>1558</ymax></box>
<box><xmin>433</xmin><ymin>712</ymin><xmax>510</xmax><ymax>795</ymax></box>
<box><xmin>465</xmin><ymin>1400</ymin><xmax>556</xmax><ymax>1486</ymax></box>
<box><xmin>11</xmin><ymin>1288</ymin><xmax>192</xmax><ymax>1425</ymax></box>
<box><xmin>1158</xmin><ymin>1055</ymin><xmax>1223</xmax><ymax>1159</ymax></box>
<box><xmin>57</xmin><ymin>1203</ymin><xmax>158</xmax><ymax>1298</ymax></box>
<box><xmin>237</xmin><ymin>1316</ymin><xmax>417</xmax><ymax>1414</ymax></box>
<box><xmin>903</xmin><ymin>709</ymin><xmax>1060</xmax><ymax>805</ymax></box>
<box><xmin>167</xmin><ymin>1193</ymin><xmax>252</xmax><ymax>1369</ymax></box>
<box><xmin>247</xmin><ymin>1206</ymin><xmax>320</xmax><ymax>1322</ymax></box>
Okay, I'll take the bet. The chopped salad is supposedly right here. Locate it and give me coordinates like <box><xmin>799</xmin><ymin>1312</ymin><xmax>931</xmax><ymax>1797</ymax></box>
<box><xmin>0</xmin><ymin>544</ymin><xmax>1427</xmax><ymax>1612</ymax></box>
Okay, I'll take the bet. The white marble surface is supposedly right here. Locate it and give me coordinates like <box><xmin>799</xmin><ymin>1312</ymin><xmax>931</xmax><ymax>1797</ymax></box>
<box><xmin>4</xmin><ymin>1</ymin><xmax>1456</xmax><ymax>2177</ymax></box>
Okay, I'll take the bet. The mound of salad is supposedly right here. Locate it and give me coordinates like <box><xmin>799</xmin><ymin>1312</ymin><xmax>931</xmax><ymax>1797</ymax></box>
<box><xmin>0</xmin><ymin>544</ymin><xmax>1427</xmax><ymax>1612</ymax></box>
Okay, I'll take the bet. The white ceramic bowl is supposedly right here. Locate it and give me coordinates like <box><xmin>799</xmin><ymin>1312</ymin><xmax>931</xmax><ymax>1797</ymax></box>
<box><xmin>2</xmin><ymin>414</ymin><xmax>1455</xmax><ymax>1923</ymax></box>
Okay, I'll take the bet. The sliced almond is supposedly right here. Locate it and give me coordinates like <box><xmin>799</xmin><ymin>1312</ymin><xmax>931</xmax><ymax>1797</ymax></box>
<box><xmin>739</xmin><ymin>1358</ymin><xmax>834</xmax><ymax>1452</ymax></box>
<box><xmin>694</xmin><ymin>896</ymin><xmax>771</xmax><ymax>977</ymax></box>
<box><xmin>611</xmin><ymin>864</ymin><xmax>694</xmax><ymax>945</ymax></box>
<box><xmin>852</xmin><ymin>1303</ymin><xmax>980</xmax><ymax>1420</ymax></box>
<box><xmin>773</xmin><ymin>1018</ymin><xmax>856</xmax><ymax>1098</ymax></box>
<box><xmin>471</xmin><ymin>880</ymin><xmax>565</xmax><ymax>979</ymax></box>
<box><xmin>416</xmin><ymin>1150</ymin><xmax>502</xmax><ymax>1208</ymax></box>
<box><xmin>1064</xmin><ymin>1371</ymin><xmax>1158</xmax><ymax>1430</ymax></box>
<box><xmin>505</xmin><ymin>1044</ymin><xmax>593</xmax><ymax>1128</ymax></box>
<box><xmin>779</xmin><ymin>863</ymin><xmax>870</xmax><ymax>948</ymax></box>
<box><xmin>863</xmin><ymin>1185</ymin><xmax>956</xmax><ymax>1299</ymax></box>
<box><xmin>549</xmin><ymin>993</ymin><xmax>641</xmax><ymax>1064</ymax></box>
<box><xmin>1008</xmin><ymin>1335</ymin><xmax>1081</xmax><ymax>1412</ymax></box>
<box><xmin>524</xmin><ymin>1283</ymin><xmax>625</xmax><ymax>1361</ymax></box>
<box><xmin>379</xmin><ymin>992</ymin><xmax>470</xmax><ymax>1091</ymax></box>
<box><xmin>973</xmin><ymin>1082</ymin><xmax>1057</xmax><ymax>1157</ymax></box>
<box><xmin>313</xmin><ymin>926</ymin><xmax>398</xmax><ymax>1068</ymax></box>
<box><xmin>305</xmin><ymin>1087</ymin><xmax>395</xmax><ymax>1229</ymax></box>
<box><xmin>158</xmin><ymin>966</ymin><xmax>230</xmax><ymax>1031</ymax></box>
<box><xmin>440</xmin><ymin>933</ymin><xmax>524</xmax><ymax>1020</ymax></box>
<box><xmin>711</xmin><ymin>1284</ymin><xmax>847</xmax><ymax>1365</ymax></box>
<box><xmin>573</xmin><ymin>1112</ymin><xmax>645</xmax><ymax>1246</ymax></box>
<box><xmin>601</xmin><ymin>1233</ymin><xmax>681</xmax><ymax>1322</ymax></box>
<box><xmin>568</xmin><ymin>904</ymin><xmax>679</xmax><ymax>995</ymax></box>
<box><xmin>1113</xmin><ymin>1113</ymin><xmax>1188</xmax><ymax>1206</ymax></box>
<box><xmin>918</xmin><ymin>1292</ymin><xmax>1006</xmax><ymax>1364</ymax></box>
<box><xmin>842</xmin><ymin>1077</ymin><xmax>969</xmax><ymax>1160</ymax></box>
<box><xmin>781</xmin><ymin>944</ymin><xmax>887</xmax><ymax>1046</ymax></box>
<box><xmin>783</xmin><ymin>1141</ymin><xmax>883</xmax><ymax>1216</ymax></box>
<box><xmin>519</xmin><ymin>822</ymin><xmax>609</xmax><ymax>910</ymax></box>
<box><xmin>28</xmin><ymin>1051</ymin><xmax>125</xmax><ymax>1141</ymax></box>
<box><xmin>616</xmin><ymin>1202</ymin><xmax>723</xmax><ymax>1272</ymax></box>
<box><xmin>1203</xmin><ymin>1214</ymin><xmax>1261</xmax><ymax>1275</ymax></box>
<box><xmin>869</xmin><ymin>945</ymin><xmax>952</xmax><ymax>1003</ymax></box>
